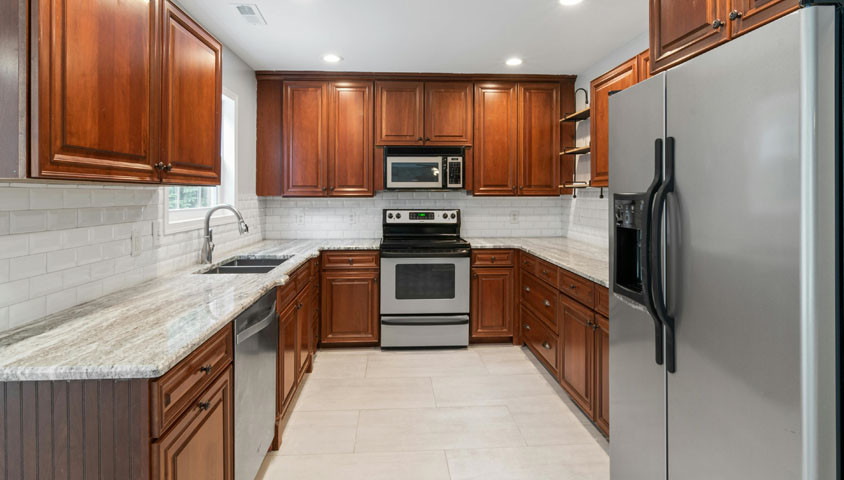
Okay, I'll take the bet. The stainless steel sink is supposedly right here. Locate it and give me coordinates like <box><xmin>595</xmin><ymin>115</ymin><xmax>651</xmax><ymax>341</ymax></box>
<box><xmin>201</xmin><ymin>256</ymin><xmax>290</xmax><ymax>275</ymax></box>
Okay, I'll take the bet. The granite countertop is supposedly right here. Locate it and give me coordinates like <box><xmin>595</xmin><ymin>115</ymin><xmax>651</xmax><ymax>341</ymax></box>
<box><xmin>0</xmin><ymin>237</ymin><xmax>607</xmax><ymax>382</ymax></box>
<box><xmin>465</xmin><ymin>237</ymin><xmax>609</xmax><ymax>287</ymax></box>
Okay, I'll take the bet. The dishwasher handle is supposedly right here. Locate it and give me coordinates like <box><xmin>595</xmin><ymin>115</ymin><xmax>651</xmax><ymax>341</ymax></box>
<box><xmin>236</xmin><ymin>303</ymin><xmax>278</xmax><ymax>344</ymax></box>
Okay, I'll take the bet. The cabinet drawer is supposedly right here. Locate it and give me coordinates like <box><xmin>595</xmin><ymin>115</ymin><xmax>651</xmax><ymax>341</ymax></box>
<box><xmin>322</xmin><ymin>251</ymin><xmax>379</xmax><ymax>269</ymax></box>
<box><xmin>520</xmin><ymin>272</ymin><xmax>558</xmax><ymax>333</ymax></box>
<box><xmin>151</xmin><ymin>325</ymin><xmax>233</xmax><ymax>439</ymax></box>
<box><xmin>595</xmin><ymin>285</ymin><xmax>609</xmax><ymax>317</ymax></box>
<box><xmin>521</xmin><ymin>306</ymin><xmax>560</xmax><ymax>377</ymax></box>
<box><xmin>519</xmin><ymin>252</ymin><xmax>537</xmax><ymax>273</ymax></box>
<box><xmin>533</xmin><ymin>258</ymin><xmax>558</xmax><ymax>287</ymax></box>
<box><xmin>472</xmin><ymin>249</ymin><xmax>515</xmax><ymax>267</ymax></box>
<box><xmin>558</xmin><ymin>268</ymin><xmax>595</xmax><ymax>309</ymax></box>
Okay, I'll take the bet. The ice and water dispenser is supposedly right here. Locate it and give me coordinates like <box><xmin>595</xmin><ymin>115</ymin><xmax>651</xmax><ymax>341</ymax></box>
<box><xmin>613</xmin><ymin>194</ymin><xmax>649</xmax><ymax>306</ymax></box>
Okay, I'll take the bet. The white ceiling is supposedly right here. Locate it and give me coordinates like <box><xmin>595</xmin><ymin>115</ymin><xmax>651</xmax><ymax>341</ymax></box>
<box><xmin>177</xmin><ymin>0</ymin><xmax>649</xmax><ymax>75</ymax></box>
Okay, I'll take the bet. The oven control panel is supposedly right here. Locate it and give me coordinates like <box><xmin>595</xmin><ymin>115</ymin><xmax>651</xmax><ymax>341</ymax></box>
<box><xmin>384</xmin><ymin>209</ymin><xmax>459</xmax><ymax>224</ymax></box>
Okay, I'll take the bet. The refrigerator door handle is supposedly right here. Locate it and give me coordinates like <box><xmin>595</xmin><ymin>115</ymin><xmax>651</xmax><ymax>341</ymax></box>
<box><xmin>651</xmin><ymin>136</ymin><xmax>677</xmax><ymax>373</ymax></box>
<box><xmin>641</xmin><ymin>138</ymin><xmax>665</xmax><ymax>367</ymax></box>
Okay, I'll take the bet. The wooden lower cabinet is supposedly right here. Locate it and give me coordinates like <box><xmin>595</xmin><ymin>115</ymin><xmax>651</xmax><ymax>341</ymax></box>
<box><xmin>594</xmin><ymin>314</ymin><xmax>610</xmax><ymax>436</ymax></box>
<box><xmin>471</xmin><ymin>267</ymin><xmax>515</xmax><ymax>339</ymax></box>
<box><xmin>560</xmin><ymin>295</ymin><xmax>595</xmax><ymax>417</ymax></box>
<box><xmin>279</xmin><ymin>299</ymin><xmax>298</xmax><ymax>414</ymax></box>
<box><xmin>153</xmin><ymin>365</ymin><xmax>234</xmax><ymax>480</ymax></box>
<box><xmin>521</xmin><ymin>306</ymin><xmax>560</xmax><ymax>378</ymax></box>
<box><xmin>320</xmin><ymin>255</ymin><xmax>380</xmax><ymax>345</ymax></box>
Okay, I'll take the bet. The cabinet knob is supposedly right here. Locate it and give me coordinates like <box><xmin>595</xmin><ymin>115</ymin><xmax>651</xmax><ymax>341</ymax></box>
<box><xmin>154</xmin><ymin>162</ymin><xmax>165</xmax><ymax>170</ymax></box>
<box><xmin>542</xmin><ymin>341</ymin><xmax>551</xmax><ymax>350</ymax></box>
<box><xmin>163</xmin><ymin>163</ymin><xmax>173</xmax><ymax>172</ymax></box>
<box><xmin>417</xmin><ymin>137</ymin><xmax>423</xmax><ymax>141</ymax></box>
<box><xmin>472</xmin><ymin>273</ymin><xmax>478</xmax><ymax>279</ymax></box>
<box><xmin>524</xmin><ymin>286</ymin><xmax>531</xmax><ymax>292</ymax></box>
<box><xmin>199</xmin><ymin>364</ymin><xmax>212</xmax><ymax>375</ymax></box>
<box><xmin>712</xmin><ymin>19</ymin><xmax>724</xmax><ymax>29</ymax></box>
<box><xmin>544</xmin><ymin>299</ymin><xmax>551</xmax><ymax>307</ymax></box>
<box><xmin>570</xmin><ymin>284</ymin><xmax>577</xmax><ymax>290</ymax></box>
<box><xmin>330</xmin><ymin>186</ymin><xmax>335</xmax><ymax>191</ymax></box>
<box><xmin>519</xmin><ymin>186</ymin><xmax>524</xmax><ymax>190</ymax></box>
<box><xmin>198</xmin><ymin>401</ymin><xmax>211</xmax><ymax>411</ymax></box>
<box><xmin>729</xmin><ymin>10</ymin><xmax>742</xmax><ymax>20</ymax></box>
<box><xmin>425</xmin><ymin>137</ymin><xmax>431</xmax><ymax>142</ymax></box>
<box><xmin>541</xmin><ymin>269</ymin><xmax>548</xmax><ymax>276</ymax></box>
<box><xmin>348</xmin><ymin>258</ymin><xmax>354</xmax><ymax>265</ymax></box>
<box><xmin>524</xmin><ymin>323</ymin><xmax>531</xmax><ymax>331</ymax></box>
<box><xmin>322</xmin><ymin>187</ymin><xmax>327</xmax><ymax>192</ymax></box>
<box><xmin>491</xmin><ymin>256</ymin><xmax>496</xmax><ymax>263</ymax></box>
<box><xmin>512</xmin><ymin>186</ymin><xmax>517</xmax><ymax>191</ymax></box>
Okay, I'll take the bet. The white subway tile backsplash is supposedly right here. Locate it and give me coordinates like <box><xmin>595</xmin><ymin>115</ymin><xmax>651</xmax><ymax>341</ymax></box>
<box><xmin>10</xmin><ymin>210</ymin><xmax>47</xmax><ymax>234</ymax></box>
<box><xmin>47</xmin><ymin>209</ymin><xmax>78</xmax><ymax>230</ymax></box>
<box><xmin>0</xmin><ymin>187</ymin><xmax>30</xmax><ymax>210</ymax></box>
<box><xmin>77</xmin><ymin>208</ymin><xmax>104</xmax><ymax>227</ymax></box>
<box><xmin>0</xmin><ymin>307</ymin><xmax>8</xmax><ymax>331</ymax></box>
<box><xmin>47</xmin><ymin>249</ymin><xmax>77</xmax><ymax>272</ymax></box>
<box><xmin>0</xmin><ymin>279</ymin><xmax>29</xmax><ymax>308</ymax></box>
<box><xmin>29</xmin><ymin>230</ymin><xmax>63</xmax><ymax>254</ymax></box>
<box><xmin>45</xmin><ymin>289</ymin><xmax>76</xmax><ymax>316</ymax></box>
<box><xmin>9</xmin><ymin>254</ymin><xmax>47</xmax><ymax>281</ymax></box>
<box><xmin>9</xmin><ymin>298</ymin><xmax>45</xmax><ymax>328</ymax></box>
<box><xmin>29</xmin><ymin>272</ymin><xmax>64</xmax><ymax>298</ymax></box>
<box><xmin>0</xmin><ymin>235</ymin><xmax>29</xmax><ymax>260</ymax></box>
<box><xmin>0</xmin><ymin>212</ymin><xmax>9</xmax><ymax>236</ymax></box>
<box><xmin>29</xmin><ymin>188</ymin><xmax>64</xmax><ymax>210</ymax></box>
<box><xmin>63</xmin><ymin>189</ymin><xmax>92</xmax><ymax>208</ymax></box>
<box><xmin>0</xmin><ymin>259</ymin><xmax>8</xmax><ymax>283</ymax></box>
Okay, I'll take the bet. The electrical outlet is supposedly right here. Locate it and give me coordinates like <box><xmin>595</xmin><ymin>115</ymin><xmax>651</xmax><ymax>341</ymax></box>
<box><xmin>509</xmin><ymin>210</ymin><xmax>519</xmax><ymax>224</ymax></box>
<box><xmin>296</xmin><ymin>213</ymin><xmax>305</xmax><ymax>225</ymax></box>
<box><xmin>347</xmin><ymin>212</ymin><xmax>357</xmax><ymax>225</ymax></box>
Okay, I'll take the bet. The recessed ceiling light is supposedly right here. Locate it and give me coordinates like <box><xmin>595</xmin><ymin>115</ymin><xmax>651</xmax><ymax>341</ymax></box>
<box><xmin>506</xmin><ymin>57</ymin><xmax>523</xmax><ymax>67</ymax></box>
<box><xmin>322</xmin><ymin>54</ymin><xmax>342</xmax><ymax>63</ymax></box>
<box><xmin>559</xmin><ymin>0</ymin><xmax>584</xmax><ymax>5</ymax></box>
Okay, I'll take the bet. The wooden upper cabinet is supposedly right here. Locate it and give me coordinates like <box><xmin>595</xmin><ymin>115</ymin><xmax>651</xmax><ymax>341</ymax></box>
<box><xmin>730</xmin><ymin>0</ymin><xmax>799</xmax><ymax>37</ymax></box>
<box><xmin>517</xmin><ymin>83</ymin><xmax>560</xmax><ymax>196</ymax></box>
<box><xmin>328</xmin><ymin>81</ymin><xmax>374</xmax><ymax>196</ymax></box>
<box><xmin>637</xmin><ymin>49</ymin><xmax>652</xmax><ymax>81</ymax></box>
<box><xmin>283</xmin><ymin>81</ymin><xmax>329</xmax><ymax>196</ymax></box>
<box><xmin>590</xmin><ymin>59</ymin><xmax>638</xmax><ymax>188</ymax></box>
<box><xmin>160</xmin><ymin>2</ymin><xmax>223</xmax><ymax>185</ymax></box>
<box><xmin>649</xmin><ymin>0</ymin><xmax>729</xmax><ymax>74</ymax></box>
<box><xmin>424</xmin><ymin>82</ymin><xmax>473</xmax><ymax>145</ymax></box>
<box><xmin>473</xmin><ymin>83</ymin><xmax>518</xmax><ymax>196</ymax></box>
<box><xmin>35</xmin><ymin>0</ymin><xmax>160</xmax><ymax>183</ymax></box>
<box><xmin>375</xmin><ymin>81</ymin><xmax>424</xmax><ymax>145</ymax></box>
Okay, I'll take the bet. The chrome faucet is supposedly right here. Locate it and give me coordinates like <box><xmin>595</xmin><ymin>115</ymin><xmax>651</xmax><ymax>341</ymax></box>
<box><xmin>202</xmin><ymin>204</ymin><xmax>249</xmax><ymax>264</ymax></box>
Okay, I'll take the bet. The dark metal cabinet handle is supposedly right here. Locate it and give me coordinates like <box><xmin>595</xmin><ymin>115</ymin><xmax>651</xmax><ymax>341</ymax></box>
<box><xmin>163</xmin><ymin>164</ymin><xmax>173</xmax><ymax>172</ymax></box>
<box><xmin>348</xmin><ymin>258</ymin><xmax>354</xmax><ymax>265</ymax></box>
<box><xmin>321</xmin><ymin>187</ymin><xmax>327</xmax><ymax>192</ymax></box>
<box><xmin>542</xmin><ymin>341</ymin><xmax>551</xmax><ymax>350</ymax></box>
<box><xmin>199</xmin><ymin>364</ymin><xmax>212</xmax><ymax>374</ymax></box>
<box><xmin>373</xmin><ymin>277</ymin><xmax>378</xmax><ymax>283</ymax></box>
<box><xmin>729</xmin><ymin>10</ymin><xmax>742</xmax><ymax>20</ymax></box>
<box><xmin>425</xmin><ymin>137</ymin><xmax>431</xmax><ymax>141</ymax></box>
<box><xmin>519</xmin><ymin>186</ymin><xmax>524</xmax><ymax>190</ymax></box>
<box><xmin>512</xmin><ymin>186</ymin><xmax>517</xmax><ymax>191</ymax></box>
<box><xmin>330</xmin><ymin>186</ymin><xmax>336</xmax><ymax>191</ymax></box>
<box><xmin>198</xmin><ymin>401</ymin><xmax>211</xmax><ymax>411</ymax></box>
<box><xmin>154</xmin><ymin>162</ymin><xmax>165</xmax><ymax>170</ymax></box>
<box><xmin>524</xmin><ymin>286</ymin><xmax>531</xmax><ymax>292</ymax></box>
<box><xmin>472</xmin><ymin>273</ymin><xmax>478</xmax><ymax>279</ymax></box>
<box><xmin>570</xmin><ymin>284</ymin><xmax>577</xmax><ymax>290</ymax></box>
<box><xmin>524</xmin><ymin>323</ymin><xmax>531</xmax><ymax>331</ymax></box>
<box><xmin>544</xmin><ymin>299</ymin><xmax>551</xmax><ymax>307</ymax></box>
<box><xmin>541</xmin><ymin>269</ymin><xmax>548</xmax><ymax>276</ymax></box>
<box><xmin>417</xmin><ymin>137</ymin><xmax>423</xmax><ymax>141</ymax></box>
<box><xmin>712</xmin><ymin>19</ymin><xmax>723</xmax><ymax>29</ymax></box>
<box><xmin>491</xmin><ymin>256</ymin><xmax>496</xmax><ymax>263</ymax></box>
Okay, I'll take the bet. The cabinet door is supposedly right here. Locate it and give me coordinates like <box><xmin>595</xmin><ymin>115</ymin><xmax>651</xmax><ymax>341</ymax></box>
<box><xmin>471</xmin><ymin>267</ymin><xmax>515</xmax><ymax>338</ymax></box>
<box><xmin>35</xmin><ymin>0</ymin><xmax>159</xmax><ymax>183</ymax></box>
<box><xmin>154</xmin><ymin>366</ymin><xmax>233</xmax><ymax>480</ymax></box>
<box><xmin>649</xmin><ymin>0</ymin><xmax>729</xmax><ymax>73</ymax></box>
<box><xmin>374</xmin><ymin>81</ymin><xmax>424</xmax><ymax>145</ymax></box>
<box><xmin>321</xmin><ymin>271</ymin><xmax>379</xmax><ymax>345</ymax></box>
<box><xmin>298</xmin><ymin>287</ymin><xmax>312</xmax><ymax>378</ymax></box>
<box><xmin>328</xmin><ymin>81</ymin><xmax>374</xmax><ymax>196</ymax></box>
<box><xmin>278</xmin><ymin>301</ymin><xmax>298</xmax><ymax>414</ymax></box>
<box><xmin>473</xmin><ymin>83</ymin><xmax>518</xmax><ymax>196</ymax></box>
<box><xmin>517</xmin><ymin>83</ymin><xmax>560</xmax><ymax>196</ymax></box>
<box><xmin>637</xmin><ymin>49</ymin><xmax>652</xmax><ymax>82</ymax></box>
<box><xmin>160</xmin><ymin>2</ymin><xmax>223</xmax><ymax>186</ymax></box>
<box><xmin>424</xmin><ymin>82</ymin><xmax>473</xmax><ymax>145</ymax></box>
<box><xmin>283</xmin><ymin>81</ymin><xmax>328</xmax><ymax>196</ymax></box>
<box><xmin>731</xmin><ymin>0</ymin><xmax>799</xmax><ymax>37</ymax></box>
<box><xmin>590</xmin><ymin>58</ymin><xmax>638</xmax><ymax>188</ymax></box>
<box><xmin>594</xmin><ymin>314</ymin><xmax>609</xmax><ymax>436</ymax></box>
<box><xmin>560</xmin><ymin>296</ymin><xmax>594</xmax><ymax>416</ymax></box>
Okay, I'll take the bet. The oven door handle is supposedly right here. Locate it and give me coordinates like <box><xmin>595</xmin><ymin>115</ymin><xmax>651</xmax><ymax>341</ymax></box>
<box><xmin>381</xmin><ymin>315</ymin><xmax>470</xmax><ymax>326</ymax></box>
<box><xmin>380</xmin><ymin>249</ymin><xmax>470</xmax><ymax>258</ymax></box>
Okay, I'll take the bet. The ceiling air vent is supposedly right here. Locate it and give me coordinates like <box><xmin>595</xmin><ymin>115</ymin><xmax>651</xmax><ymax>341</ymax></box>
<box><xmin>233</xmin><ymin>3</ymin><xmax>267</xmax><ymax>25</ymax></box>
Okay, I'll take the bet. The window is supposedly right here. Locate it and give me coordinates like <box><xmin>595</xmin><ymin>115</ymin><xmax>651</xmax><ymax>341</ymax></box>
<box><xmin>165</xmin><ymin>89</ymin><xmax>238</xmax><ymax>232</ymax></box>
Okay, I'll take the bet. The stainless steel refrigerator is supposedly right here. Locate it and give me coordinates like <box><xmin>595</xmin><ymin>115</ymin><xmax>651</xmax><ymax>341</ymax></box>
<box><xmin>608</xmin><ymin>6</ymin><xmax>840</xmax><ymax>480</ymax></box>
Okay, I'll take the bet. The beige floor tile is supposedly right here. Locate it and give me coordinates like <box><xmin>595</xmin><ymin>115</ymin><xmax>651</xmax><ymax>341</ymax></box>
<box><xmin>295</xmin><ymin>376</ymin><xmax>436</xmax><ymax>411</ymax></box>
<box><xmin>256</xmin><ymin>451</ymin><xmax>451</xmax><ymax>480</ymax></box>
<box><xmin>308</xmin><ymin>353</ymin><xmax>368</xmax><ymax>379</ymax></box>
<box><xmin>504</xmin><ymin>395</ymin><xmax>598</xmax><ymax>446</ymax></box>
<box><xmin>446</xmin><ymin>444</ymin><xmax>610</xmax><ymax>480</ymax></box>
<box><xmin>355</xmin><ymin>406</ymin><xmax>525</xmax><ymax>453</ymax></box>
<box><xmin>432</xmin><ymin>374</ymin><xmax>555</xmax><ymax>407</ymax></box>
<box><xmin>277</xmin><ymin>410</ymin><xmax>359</xmax><ymax>455</ymax></box>
<box><xmin>365</xmin><ymin>351</ymin><xmax>488</xmax><ymax>378</ymax></box>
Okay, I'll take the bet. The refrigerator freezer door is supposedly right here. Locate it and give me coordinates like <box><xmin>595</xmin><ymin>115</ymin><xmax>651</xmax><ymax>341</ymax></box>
<box><xmin>608</xmin><ymin>74</ymin><xmax>667</xmax><ymax>480</ymax></box>
<box><xmin>662</xmin><ymin>9</ymin><xmax>837</xmax><ymax>479</ymax></box>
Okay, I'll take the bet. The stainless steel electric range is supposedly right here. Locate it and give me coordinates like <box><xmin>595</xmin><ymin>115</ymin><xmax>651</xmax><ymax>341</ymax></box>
<box><xmin>379</xmin><ymin>209</ymin><xmax>470</xmax><ymax>348</ymax></box>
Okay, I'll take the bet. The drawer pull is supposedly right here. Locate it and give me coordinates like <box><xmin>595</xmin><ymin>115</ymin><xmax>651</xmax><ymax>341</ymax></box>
<box><xmin>542</xmin><ymin>341</ymin><xmax>552</xmax><ymax>350</ymax></box>
<box><xmin>491</xmin><ymin>256</ymin><xmax>496</xmax><ymax>263</ymax></box>
<box><xmin>524</xmin><ymin>286</ymin><xmax>531</xmax><ymax>292</ymax></box>
<box><xmin>199</xmin><ymin>364</ymin><xmax>213</xmax><ymax>375</ymax></box>
<box><xmin>570</xmin><ymin>284</ymin><xmax>577</xmax><ymax>290</ymax></box>
<box><xmin>524</xmin><ymin>324</ymin><xmax>531</xmax><ymax>331</ymax></box>
<box><xmin>544</xmin><ymin>299</ymin><xmax>551</xmax><ymax>307</ymax></box>
<box><xmin>198</xmin><ymin>401</ymin><xmax>211</xmax><ymax>411</ymax></box>
<box><xmin>348</xmin><ymin>258</ymin><xmax>354</xmax><ymax>265</ymax></box>
<box><xmin>542</xmin><ymin>269</ymin><xmax>548</xmax><ymax>275</ymax></box>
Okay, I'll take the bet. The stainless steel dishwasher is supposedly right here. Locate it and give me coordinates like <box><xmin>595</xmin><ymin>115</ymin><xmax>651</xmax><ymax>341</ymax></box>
<box><xmin>234</xmin><ymin>289</ymin><xmax>278</xmax><ymax>480</ymax></box>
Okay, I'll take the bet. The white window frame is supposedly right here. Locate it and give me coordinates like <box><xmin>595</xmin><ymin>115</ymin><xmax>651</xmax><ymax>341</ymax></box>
<box><xmin>164</xmin><ymin>87</ymin><xmax>239</xmax><ymax>234</ymax></box>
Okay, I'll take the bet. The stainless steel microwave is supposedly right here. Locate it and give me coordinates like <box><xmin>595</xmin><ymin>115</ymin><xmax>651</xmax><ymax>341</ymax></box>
<box><xmin>384</xmin><ymin>147</ymin><xmax>464</xmax><ymax>190</ymax></box>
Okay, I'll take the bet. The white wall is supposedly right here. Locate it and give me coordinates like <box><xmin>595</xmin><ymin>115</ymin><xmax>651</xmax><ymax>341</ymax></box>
<box><xmin>0</xmin><ymin>47</ymin><xmax>261</xmax><ymax>333</ymax></box>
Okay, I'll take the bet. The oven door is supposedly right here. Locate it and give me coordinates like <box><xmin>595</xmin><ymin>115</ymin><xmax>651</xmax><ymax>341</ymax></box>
<box><xmin>380</xmin><ymin>256</ymin><xmax>470</xmax><ymax>314</ymax></box>
<box><xmin>385</xmin><ymin>157</ymin><xmax>444</xmax><ymax>189</ymax></box>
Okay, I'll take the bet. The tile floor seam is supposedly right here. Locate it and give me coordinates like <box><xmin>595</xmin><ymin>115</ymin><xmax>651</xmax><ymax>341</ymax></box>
<box><xmin>502</xmin><ymin>403</ymin><xmax>530</xmax><ymax>448</ymax></box>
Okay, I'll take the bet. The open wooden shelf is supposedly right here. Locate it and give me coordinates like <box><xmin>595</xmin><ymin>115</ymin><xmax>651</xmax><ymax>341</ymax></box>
<box><xmin>559</xmin><ymin>107</ymin><xmax>590</xmax><ymax>123</ymax></box>
<box><xmin>560</xmin><ymin>145</ymin><xmax>591</xmax><ymax>156</ymax></box>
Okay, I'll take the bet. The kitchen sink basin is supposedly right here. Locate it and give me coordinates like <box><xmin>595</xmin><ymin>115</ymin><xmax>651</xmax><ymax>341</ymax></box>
<box><xmin>201</xmin><ymin>256</ymin><xmax>290</xmax><ymax>275</ymax></box>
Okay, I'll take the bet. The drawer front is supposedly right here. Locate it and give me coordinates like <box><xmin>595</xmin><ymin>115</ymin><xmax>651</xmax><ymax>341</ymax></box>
<box><xmin>151</xmin><ymin>325</ymin><xmax>233</xmax><ymax>439</ymax></box>
<box><xmin>521</xmin><ymin>306</ymin><xmax>560</xmax><ymax>377</ymax></box>
<box><xmin>322</xmin><ymin>251</ymin><xmax>380</xmax><ymax>269</ymax></box>
<box><xmin>558</xmin><ymin>268</ymin><xmax>595</xmax><ymax>309</ymax></box>
<box><xmin>533</xmin><ymin>257</ymin><xmax>558</xmax><ymax>287</ymax></box>
<box><xmin>292</xmin><ymin>263</ymin><xmax>310</xmax><ymax>292</ymax></box>
<box><xmin>520</xmin><ymin>271</ymin><xmax>558</xmax><ymax>333</ymax></box>
<box><xmin>519</xmin><ymin>251</ymin><xmax>537</xmax><ymax>273</ymax></box>
<box><xmin>595</xmin><ymin>285</ymin><xmax>609</xmax><ymax>317</ymax></box>
<box><xmin>472</xmin><ymin>249</ymin><xmax>515</xmax><ymax>267</ymax></box>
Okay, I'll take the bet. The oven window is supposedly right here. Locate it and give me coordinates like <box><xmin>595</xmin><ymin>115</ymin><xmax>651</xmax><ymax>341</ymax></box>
<box><xmin>395</xmin><ymin>264</ymin><xmax>455</xmax><ymax>299</ymax></box>
<box><xmin>391</xmin><ymin>163</ymin><xmax>441</xmax><ymax>184</ymax></box>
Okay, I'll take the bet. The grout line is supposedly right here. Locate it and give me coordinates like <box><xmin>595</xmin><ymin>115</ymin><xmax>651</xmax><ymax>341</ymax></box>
<box><xmin>443</xmin><ymin>450</ymin><xmax>453</xmax><ymax>480</ymax></box>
